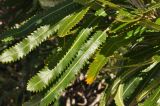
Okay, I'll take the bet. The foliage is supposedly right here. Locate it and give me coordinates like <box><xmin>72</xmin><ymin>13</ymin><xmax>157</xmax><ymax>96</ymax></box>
<box><xmin>1</xmin><ymin>0</ymin><xmax>160</xmax><ymax>105</ymax></box>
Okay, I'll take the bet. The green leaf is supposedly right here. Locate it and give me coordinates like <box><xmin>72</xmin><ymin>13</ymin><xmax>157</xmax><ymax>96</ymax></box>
<box><xmin>156</xmin><ymin>18</ymin><xmax>160</xmax><ymax>25</ymax></box>
<box><xmin>140</xmin><ymin>85</ymin><xmax>160</xmax><ymax>106</ymax></box>
<box><xmin>136</xmin><ymin>62</ymin><xmax>160</xmax><ymax>102</ymax></box>
<box><xmin>101</xmin><ymin>26</ymin><xmax>145</xmax><ymax>57</ymax></box>
<box><xmin>105</xmin><ymin>64</ymin><xmax>150</xmax><ymax>105</ymax></box>
<box><xmin>99</xmin><ymin>87</ymin><xmax>109</xmax><ymax>106</ymax></box>
<box><xmin>116</xmin><ymin>9</ymin><xmax>142</xmax><ymax>22</ymax></box>
<box><xmin>123</xmin><ymin>77</ymin><xmax>142</xmax><ymax>99</ymax></box>
<box><xmin>0</xmin><ymin>25</ymin><xmax>55</xmax><ymax>63</ymax></box>
<box><xmin>86</xmin><ymin>52</ymin><xmax>108</xmax><ymax>84</ymax></box>
<box><xmin>137</xmin><ymin>77</ymin><xmax>160</xmax><ymax>102</ymax></box>
<box><xmin>129</xmin><ymin>62</ymin><xmax>159</xmax><ymax>105</ymax></box>
<box><xmin>95</xmin><ymin>8</ymin><xmax>107</xmax><ymax>17</ymax></box>
<box><xmin>98</xmin><ymin>26</ymin><xmax>145</xmax><ymax>105</ymax></box>
<box><xmin>58</xmin><ymin>6</ymin><xmax>90</xmax><ymax>37</ymax></box>
<box><xmin>114</xmin><ymin>84</ymin><xmax>125</xmax><ymax>106</ymax></box>
<box><xmin>40</xmin><ymin>30</ymin><xmax>107</xmax><ymax>106</ymax></box>
<box><xmin>139</xmin><ymin>19</ymin><xmax>160</xmax><ymax>31</ymax></box>
<box><xmin>1</xmin><ymin>0</ymin><xmax>81</xmax><ymax>42</ymax></box>
<box><xmin>27</xmin><ymin>28</ymin><xmax>93</xmax><ymax>92</ymax></box>
<box><xmin>27</xmin><ymin>8</ymin><xmax>106</xmax><ymax>92</ymax></box>
<box><xmin>152</xmin><ymin>55</ymin><xmax>160</xmax><ymax>63</ymax></box>
<box><xmin>96</xmin><ymin>0</ymin><xmax>120</xmax><ymax>10</ymax></box>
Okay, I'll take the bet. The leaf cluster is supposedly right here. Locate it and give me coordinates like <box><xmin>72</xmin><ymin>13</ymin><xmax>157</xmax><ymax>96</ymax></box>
<box><xmin>1</xmin><ymin>0</ymin><xmax>160</xmax><ymax>105</ymax></box>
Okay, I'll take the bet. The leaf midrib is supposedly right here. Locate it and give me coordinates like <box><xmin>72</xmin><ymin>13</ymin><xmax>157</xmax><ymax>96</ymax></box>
<box><xmin>28</xmin><ymin>10</ymin><xmax>106</xmax><ymax>91</ymax></box>
<box><xmin>0</xmin><ymin>25</ymin><xmax>52</xmax><ymax>61</ymax></box>
<box><xmin>42</xmin><ymin>30</ymin><xmax>106</xmax><ymax>102</ymax></box>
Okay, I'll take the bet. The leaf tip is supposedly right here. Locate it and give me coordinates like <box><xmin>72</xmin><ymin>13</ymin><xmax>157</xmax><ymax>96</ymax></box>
<box><xmin>85</xmin><ymin>76</ymin><xmax>94</xmax><ymax>85</ymax></box>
